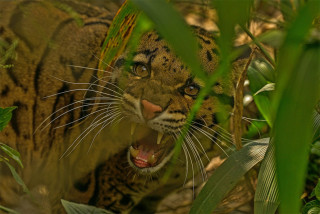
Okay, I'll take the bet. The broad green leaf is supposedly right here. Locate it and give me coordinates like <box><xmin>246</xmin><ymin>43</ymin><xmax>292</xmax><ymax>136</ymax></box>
<box><xmin>131</xmin><ymin>0</ymin><xmax>206</xmax><ymax>81</ymax></box>
<box><xmin>272</xmin><ymin>1</ymin><xmax>320</xmax><ymax>111</ymax></box>
<box><xmin>61</xmin><ymin>199</ymin><xmax>113</xmax><ymax>214</ymax></box>
<box><xmin>254</xmin><ymin>140</ymin><xmax>279</xmax><ymax>214</ymax></box>
<box><xmin>273</xmin><ymin>28</ymin><xmax>320</xmax><ymax>214</ymax></box>
<box><xmin>3</xmin><ymin>161</ymin><xmax>29</xmax><ymax>193</ymax></box>
<box><xmin>247</xmin><ymin>64</ymin><xmax>272</xmax><ymax>127</ymax></box>
<box><xmin>280</xmin><ymin>0</ymin><xmax>297</xmax><ymax>22</ymax></box>
<box><xmin>0</xmin><ymin>106</ymin><xmax>17</xmax><ymax>131</ymax></box>
<box><xmin>252</xmin><ymin>59</ymin><xmax>275</xmax><ymax>83</ymax></box>
<box><xmin>257</xmin><ymin>29</ymin><xmax>286</xmax><ymax>49</ymax></box>
<box><xmin>0</xmin><ymin>143</ymin><xmax>23</xmax><ymax>168</ymax></box>
<box><xmin>189</xmin><ymin>139</ymin><xmax>269</xmax><ymax>214</ymax></box>
<box><xmin>254</xmin><ymin>83</ymin><xmax>275</xmax><ymax>96</ymax></box>
<box><xmin>213</xmin><ymin>0</ymin><xmax>252</xmax><ymax>55</ymax></box>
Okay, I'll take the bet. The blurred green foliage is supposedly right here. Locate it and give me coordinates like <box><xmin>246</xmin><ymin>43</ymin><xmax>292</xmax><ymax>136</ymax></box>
<box><xmin>0</xmin><ymin>107</ymin><xmax>28</xmax><ymax>214</ymax></box>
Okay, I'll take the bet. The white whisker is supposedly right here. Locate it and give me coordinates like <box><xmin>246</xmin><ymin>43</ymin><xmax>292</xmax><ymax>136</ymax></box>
<box><xmin>60</xmin><ymin>110</ymin><xmax>121</xmax><ymax>159</ymax></box>
<box><xmin>174</xmin><ymin>133</ymin><xmax>195</xmax><ymax>198</ymax></box>
<box><xmin>190</xmin><ymin>125</ymin><xmax>231</xmax><ymax>156</ymax></box>
<box><xmin>192</xmin><ymin>121</ymin><xmax>234</xmax><ymax>144</ymax></box>
<box><xmin>67</xmin><ymin>64</ymin><xmax>111</xmax><ymax>73</ymax></box>
<box><xmin>93</xmin><ymin>54</ymin><xmax>115</xmax><ymax>70</ymax></box>
<box><xmin>87</xmin><ymin>112</ymin><xmax>124</xmax><ymax>153</ymax></box>
<box><xmin>34</xmin><ymin>97</ymin><xmax>120</xmax><ymax>134</ymax></box>
<box><xmin>187</xmin><ymin>130</ymin><xmax>210</xmax><ymax>162</ymax></box>
<box><xmin>43</xmin><ymin>88</ymin><xmax>122</xmax><ymax>100</ymax></box>
<box><xmin>92</xmin><ymin>75</ymin><xmax>124</xmax><ymax>92</ymax></box>
<box><xmin>185</xmin><ymin>133</ymin><xmax>207</xmax><ymax>181</ymax></box>
<box><xmin>54</xmin><ymin>105</ymin><xmax>120</xmax><ymax>129</ymax></box>
<box><xmin>49</xmin><ymin>75</ymin><xmax>123</xmax><ymax>97</ymax></box>
<box><xmin>40</xmin><ymin>102</ymin><xmax>117</xmax><ymax>132</ymax></box>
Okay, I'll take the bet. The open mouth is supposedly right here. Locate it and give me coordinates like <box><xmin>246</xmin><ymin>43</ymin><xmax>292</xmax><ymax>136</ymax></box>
<box><xmin>128</xmin><ymin>123</ymin><xmax>175</xmax><ymax>173</ymax></box>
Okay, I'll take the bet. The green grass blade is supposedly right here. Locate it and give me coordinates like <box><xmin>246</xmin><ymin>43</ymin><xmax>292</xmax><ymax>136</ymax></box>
<box><xmin>189</xmin><ymin>139</ymin><xmax>269</xmax><ymax>214</ymax></box>
<box><xmin>212</xmin><ymin>0</ymin><xmax>252</xmax><ymax>55</ymax></box>
<box><xmin>272</xmin><ymin>2</ymin><xmax>319</xmax><ymax>111</ymax></box>
<box><xmin>0</xmin><ymin>143</ymin><xmax>23</xmax><ymax>168</ymax></box>
<box><xmin>3</xmin><ymin>161</ymin><xmax>29</xmax><ymax>193</ymax></box>
<box><xmin>254</xmin><ymin>140</ymin><xmax>279</xmax><ymax>214</ymax></box>
<box><xmin>273</xmin><ymin>41</ymin><xmax>320</xmax><ymax>213</ymax></box>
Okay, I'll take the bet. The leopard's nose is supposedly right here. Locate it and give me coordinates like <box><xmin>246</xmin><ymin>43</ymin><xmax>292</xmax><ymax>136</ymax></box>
<box><xmin>141</xmin><ymin>99</ymin><xmax>163</xmax><ymax>120</ymax></box>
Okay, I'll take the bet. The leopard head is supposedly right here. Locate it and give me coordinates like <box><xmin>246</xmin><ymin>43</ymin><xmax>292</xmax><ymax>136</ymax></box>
<box><xmin>107</xmin><ymin>27</ymin><xmax>246</xmax><ymax>174</ymax></box>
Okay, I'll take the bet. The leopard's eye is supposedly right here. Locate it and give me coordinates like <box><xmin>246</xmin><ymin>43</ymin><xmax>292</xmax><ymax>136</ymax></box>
<box><xmin>132</xmin><ymin>63</ymin><xmax>149</xmax><ymax>78</ymax></box>
<box><xmin>184</xmin><ymin>85</ymin><xmax>199</xmax><ymax>96</ymax></box>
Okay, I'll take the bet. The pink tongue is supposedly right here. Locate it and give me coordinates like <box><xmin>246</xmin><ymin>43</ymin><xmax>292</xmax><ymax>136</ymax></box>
<box><xmin>133</xmin><ymin>145</ymin><xmax>154</xmax><ymax>168</ymax></box>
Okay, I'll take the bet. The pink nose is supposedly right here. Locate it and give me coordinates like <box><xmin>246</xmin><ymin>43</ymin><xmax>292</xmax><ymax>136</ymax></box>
<box><xmin>141</xmin><ymin>99</ymin><xmax>163</xmax><ymax>120</ymax></box>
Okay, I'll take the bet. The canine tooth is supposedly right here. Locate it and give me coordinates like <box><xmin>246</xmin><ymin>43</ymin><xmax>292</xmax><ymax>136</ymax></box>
<box><xmin>157</xmin><ymin>132</ymin><xmax>164</xmax><ymax>145</ymax></box>
<box><xmin>131</xmin><ymin>123</ymin><xmax>137</xmax><ymax>136</ymax></box>
<box><xmin>148</xmin><ymin>154</ymin><xmax>156</xmax><ymax>164</ymax></box>
<box><xmin>130</xmin><ymin>146</ymin><xmax>139</xmax><ymax>158</ymax></box>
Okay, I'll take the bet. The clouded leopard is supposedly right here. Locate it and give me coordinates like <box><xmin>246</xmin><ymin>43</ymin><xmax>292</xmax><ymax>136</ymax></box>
<box><xmin>0</xmin><ymin>1</ymin><xmax>252</xmax><ymax>213</ymax></box>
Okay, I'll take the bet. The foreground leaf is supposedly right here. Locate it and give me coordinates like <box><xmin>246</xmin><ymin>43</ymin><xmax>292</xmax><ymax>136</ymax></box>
<box><xmin>61</xmin><ymin>199</ymin><xmax>113</xmax><ymax>214</ymax></box>
<box><xmin>257</xmin><ymin>29</ymin><xmax>286</xmax><ymax>49</ymax></box>
<box><xmin>247</xmin><ymin>63</ymin><xmax>272</xmax><ymax>127</ymax></box>
<box><xmin>254</xmin><ymin>83</ymin><xmax>275</xmax><ymax>96</ymax></box>
<box><xmin>189</xmin><ymin>138</ymin><xmax>269</xmax><ymax>214</ymax></box>
<box><xmin>273</xmin><ymin>32</ymin><xmax>320</xmax><ymax>214</ymax></box>
<box><xmin>3</xmin><ymin>161</ymin><xmax>28</xmax><ymax>193</ymax></box>
<box><xmin>254</xmin><ymin>140</ymin><xmax>279</xmax><ymax>214</ymax></box>
<box><xmin>0</xmin><ymin>106</ymin><xmax>17</xmax><ymax>131</ymax></box>
<box><xmin>0</xmin><ymin>143</ymin><xmax>23</xmax><ymax>168</ymax></box>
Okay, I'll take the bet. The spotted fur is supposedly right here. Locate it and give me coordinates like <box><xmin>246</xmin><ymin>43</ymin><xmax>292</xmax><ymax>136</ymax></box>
<box><xmin>0</xmin><ymin>1</ymin><xmax>251</xmax><ymax>213</ymax></box>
